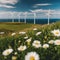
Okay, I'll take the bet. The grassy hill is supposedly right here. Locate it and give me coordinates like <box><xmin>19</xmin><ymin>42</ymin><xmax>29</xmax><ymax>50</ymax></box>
<box><xmin>0</xmin><ymin>22</ymin><xmax>60</xmax><ymax>31</ymax></box>
<box><xmin>0</xmin><ymin>21</ymin><xmax>60</xmax><ymax>60</ymax></box>
<box><xmin>0</xmin><ymin>22</ymin><xmax>41</xmax><ymax>32</ymax></box>
<box><xmin>0</xmin><ymin>21</ymin><xmax>60</xmax><ymax>37</ymax></box>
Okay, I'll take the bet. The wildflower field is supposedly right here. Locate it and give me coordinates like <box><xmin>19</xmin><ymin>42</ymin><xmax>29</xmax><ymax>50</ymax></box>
<box><xmin>0</xmin><ymin>22</ymin><xmax>60</xmax><ymax>60</ymax></box>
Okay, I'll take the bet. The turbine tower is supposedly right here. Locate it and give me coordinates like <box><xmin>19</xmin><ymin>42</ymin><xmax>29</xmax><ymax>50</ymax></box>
<box><xmin>24</xmin><ymin>12</ymin><xmax>28</xmax><ymax>23</ymax></box>
<box><xmin>10</xmin><ymin>12</ymin><xmax>15</xmax><ymax>22</ymax></box>
<box><xmin>33</xmin><ymin>13</ymin><xmax>36</xmax><ymax>24</ymax></box>
<box><xmin>46</xmin><ymin>9</ymin><xmax>51</xmax><ymax>25</ymax></box>
<box><xmin>30</xmin><ymin>10</ymin><xmax>36</xmax><ymax>24</ymax></box>
<box><xmin>18</xmin><ymin>12</ymin><xmax>21</xmax><ymax>22</ymax></box>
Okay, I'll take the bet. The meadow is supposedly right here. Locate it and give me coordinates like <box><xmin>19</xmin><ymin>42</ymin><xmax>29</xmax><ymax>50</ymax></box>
<box><xmin>0</xmin><ymin>21</ymin><xmax>60</xmax><ymax>60</ymax></box>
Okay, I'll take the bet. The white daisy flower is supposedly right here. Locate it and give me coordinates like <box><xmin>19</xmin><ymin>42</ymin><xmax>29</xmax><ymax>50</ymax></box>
<box><xmin>48</xmin><ymin>40</ymin><xmax>54</xmax><ymax>44</ymax></box>
<box><xmin>19</xmin><ymin>32</ymin><xmax>26</xmax><ymax>35</ymax></box>
<box><xmin>36</xmin><ymin>32</ymin><xmax>41</xmax><ymax>36</ymax></box>
<box><xmin>12</xmin><ymin>56</ymin><xmax>17</xmax><ymax>60</ymax></box>
<box><xmin>24</xmin><ymin>36</ymin><xmax>28</xmax><ymax>39</ymax></box>
<box><xmin>54</xmin><ymin>40</ymin><xmax>60</xmax><ymax>45</ymax></box>
<box><xmin>26</xmin><ymin>38</ymin><xmax>32</xmax><ymax>46</ymax></box>
<box><xmin>18</xmin><ymin>45</ymin><xmax>27</xmax><ymax>51</ymax></box>
<box><xmin>18</xmin><ymin>41</ymin><xmax>21</xmax><ymax>43</ymax></box>
<box><xmin>43</xmin><ymin>44</ymin><xmax>49</xmax><ymax>49</ymax></box>
<box><xmin>11</xmin><ymin>33</ymin><xmax>16</xmax><ymax>36</ymax></box>
<box><xmin>51</xmin><ymin>29</ymin><xmax>60</xmax><ymax>37</ymax></box>
<box><xmin>32</xmin><ymin>40</ymin><xmax>41</xmax><ymax>48</ymax></box>
<box><xmin>25</xmin><ymin>52</ymin><xmax>40</xmax><ymax>60</ymax></box>
<box><xmin>33</xmin><ymin>28</ymin><xmax>37</xmax><ymax>31</ymax></box>
<box><xmin>14</xmin><ymin>52</ymin><xmax>17</xmax><ymax>55</ymax></box>
<box><xmin>26</xmin><ymin>38</ymin><xmax>32</xmax><ymax>43</ymax></box>
<box><xmin>2</xmin><ymin>49</ymin><xmax>13</xmax><ymax>56</ymax></box>
<box><xmin>0</xmin><ymin>32</ymin><xmax>4</xmax><ymax>35</ymax></box>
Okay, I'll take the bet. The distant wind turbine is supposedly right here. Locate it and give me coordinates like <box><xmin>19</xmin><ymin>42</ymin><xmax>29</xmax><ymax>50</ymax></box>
<box><xmin>33</xmin><ymin>13</ymin><xmax>36</xmax><ymax>24</ymax></box>
<box><xmin>24</xmin><ymin>12</ymin><xmax>28</xmax><ymax>23</ymax></box>
<box><xmin>46</xmin><ymin>9</ymin><xmax>51</xmax><ymax>25</ymax></box>
<box><xmin>30</xmin><ymin>10</ymin><xmax>36</xmax><ymax>24</ymax></box>
<box><xmin>10</xmin><ymin>12</ymin><xmax>15</xmax><ymax>22</ymax></box>
<box><xmin>18</xmin><ymin>12</ymin><xmax>22</xmax><ymax>22</ymax></box>
<box><xmin>46</xmin><ymin>9</ymin><xmax>55</xmax><ymax>25</ymax></box>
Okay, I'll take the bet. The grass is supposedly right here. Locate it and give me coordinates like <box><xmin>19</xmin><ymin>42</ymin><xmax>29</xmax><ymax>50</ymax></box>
<box><xmin>0</xmin><ymin>22</ymin><xmax>42</xmax><ymax>37</ymax></box>
<box><xmin>0</xmin><ymin>22</ymin><xmax>41</xmax><ymax>32</ymax></box>
<box><xmin>0</xmin><ymin>21</ymin><xmax>60</xmax><ymax>37</ymax></box>
<box><xmin>0</xmin><ymin>21</ymin><xmax>60</xmax><ymax>60</ymax></box>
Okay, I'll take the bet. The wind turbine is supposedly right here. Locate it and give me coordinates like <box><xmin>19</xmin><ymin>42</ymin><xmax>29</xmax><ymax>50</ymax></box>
<box><xmin>10</xmin><ymin>12</ymin><xmax>15</xmax><ymax>22</ymax></box>
<box><xmin>33</xmin><ymin>13</ymin><xmax>36</xmax><ymax>24</ymax></box>
<box><xmin>46</xmin><ymin>9</ymin><xmax>51</xmax><ymax>25</ymax></box>
<box><xmin>30</xmin><ymin>10</ymin><xmax>36</xmax><ymax>24</ymax></box>
<box><xmin>24</xmin><ymin>12</ymin><xmax>28</xmax><ymax>23</ymax></box>
<box><xmin>18</xmin><ymin>12</ymin><xmax>22</xmax><ymax>22</ymax></box>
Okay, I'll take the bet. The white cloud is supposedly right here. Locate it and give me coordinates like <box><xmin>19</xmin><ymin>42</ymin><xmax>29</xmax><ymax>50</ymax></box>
<box><xmin>0</xmin><ymin>10</ymin><xmax>60</xmax><ymax>19</ymax></box>
<box><xmin>30</xmin><ymin>9</ymin><xmax>55</xmax><ymax>13</ymax></box>
<box><xmin>51</xmin><ymin>11</ymin><xmax>60</xmax><ymax>14</ymax></box>
<box><xmin>33</xmin><ymin>3</ymin><xmax>52</xmax><ymax>8</ymax></box>
<box><xmin>0</xmin><ymin>4</ymin><xmax>15</xmax><ymax>8</ymax></box>
<box><xmin>0</xmin><ymin>0</ymin><xmax>18</xmax><ymax>8</ymax></box>
<box><xmin>0</xmin><ymin>0</ymin><xmax>18</xmax><ymax>5</ymax></box>
<box><xmin>35</xmin><ymin>3</ymin><xmax>52</xmax><ymax>6</ymax></box>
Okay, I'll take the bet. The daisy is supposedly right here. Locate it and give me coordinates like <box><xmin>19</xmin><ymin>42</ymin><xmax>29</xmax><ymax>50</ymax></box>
<box><xmin>32</xmin><ymin>40</ymin><xmax>41</xmax><ymax>48</ymax></box>
<box><xmin>12</xmin><ymin>56</ymin><xmax>17</xmax><ymax>60</ymax></box>
<box><xmin>51</xmin><ymin>29</ymin><xmax>60</xmax><ymax>37</ymax></box>
<box><xmin>43</xmin><ymin>44</ymin><xmax>49</xmax><ymax>49</ymax></box>
<box><xmin>18</xmin><ymin>41</ymin><xmax>21</xmax><ymax>43</ymax></box>
<box><xmin>26</xmin><ymin>38</ymin><xmax>32</xmax><ymax>46</ymax></box>
<box><xmin>2</xmin><ymin>48</ymin><xmax>13</xmax><ymax>56</ymax></box>
<box><xmin>25</xmin><ymin>52</ymin><xmax>40</xmax><ymax>60</ymax></box>
<box><xmin>24</xmin><ymin>36</ymin><xmax>28</xmax><ymax>39</ymax></box>
<box><xmin>26</xmin><ymin>38</ymin><xmax>32</xmax><ymax>43</ymax></box>
<box><xmin>14</xmin><ymin>52</ymin><xmax>17</xmax><ymax>55</ymax></box>
<box><xmin>36</xmin><ymin>32</ymin><xmax>41</xmax><ymax>36</ymax></box>
<box><xmin>48</xmin><ymin>40</ymin><xmax>54</xmax><ymax>44</ymax></box>
<box><xmin>33</xmin><ymin>28</ymin><xmax>37</xmax><ymax>31</ymax></box>
<box><xmin>18</xmin><ymin>45</ymin><xmax>27</xmax><ymax>51</ymax></box>
<box><xmin>19</xmin><ymin>32</ymin><xmax>26</xmax><ymax>34</ymax></box>
<box><xmin>0</xmin><ymin>32</ymin><xmax>4</xmax><ymax>35</ymax></box>
<box><xmin>11</xmin><ymin>33</ymin><xmax>16</xmax><ymax>36</ymax></box>
<box><xmin>54</xmin><ymin>40</ymin><xmax>60</xmax><ymax>45</ymax></box>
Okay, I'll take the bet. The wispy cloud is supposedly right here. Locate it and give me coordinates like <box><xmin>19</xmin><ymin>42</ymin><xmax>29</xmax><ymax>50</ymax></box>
<box><xmin>0</xmin><ymin>0</ymin><xmax>18</xmax><ymax>8</ymax></box>
<box><xmin>0</xmin><ymin>10</ymin><xmax>60</xmax><ymax>19</ymax></box>
<box><xmin>30</xmin><ymin>9</ymin><xmax>55</xmax><ymax>13</ymax></box>
<box><xmin>0</xmin><ymin>0</ymin><xmax>18</xmax><ymax>5</ymax></box>
<box><xmin>0</xmin><ymin>4</ymin><xmax>15</xmax><ymax>8</ymax></box>
<box><xmin>33</xmin><ymin>3</ymin><xmax>52</xmax><ymax>8</ymax></box>
<box><xmin>35</xmin><ymin>3</ymin><xmax>52</xmax><ymax>6</ymax></box>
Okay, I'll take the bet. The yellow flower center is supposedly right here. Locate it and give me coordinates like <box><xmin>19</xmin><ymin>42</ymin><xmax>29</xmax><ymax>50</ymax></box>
<box><xmin>30</xmin><ymin>56</ymin><xmax>35</xmax><ymax>60</ymax></box>
<box><xmin>28</xmin><ymin>42</ymin><xmax>30</xmax><ymax>45</ymax></box>
<box><xmin>57</xmin><ymin>41</ymin><xmax>60</xmax><ymax>44</ymax></box>
<box><xmin>12</xmin><ymin>56</ymin><xmax>17</xmax><ymax>60</ymax></box>
<box><xmin>35</xmin><ymin>42</ymin><xmax>39</xmax><ymax>45</ymax></box>
<box><xmin>21</xmin><ymin>47</ymin><xmax>24</xmax><ymax>50</ymax></box>
<box><xmin>55</xmin><ymin>32</ymin><xmax>59</xmax><ymax>34</ymax></box>
<box><xmin>7</xmin><ymin>51</ymin><xmax>10</xmax><ymax>55</ymax></box>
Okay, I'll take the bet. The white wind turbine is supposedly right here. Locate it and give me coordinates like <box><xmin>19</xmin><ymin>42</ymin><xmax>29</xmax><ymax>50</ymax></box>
<box><xmin>18</xmin><ymin>12</ymin><xmax>22</xmax><ymax>22</ymax></box>
<box><xmin>30</xmin><ymin>10</ymin><xmax>36</xmax><ymax>24</ymax></box>
<box><xmin>33</xmin><ymin>13</ymin><xmax>36</xmax><ymax>24</ymax></box>
<box><xmin>47</xmin><ymin>9</ymin><xmax>55</xmax><ymax>25</ymax></box>
<box><xmin>24</xmin><ymin>12</ymin><xmax>28</xmax><ymax>23</ymax></box>
<box><xmin>46</xmin><ymin>9</ymin><xmax>51</xmax><ymax>25</ymax></box>
<box><xmin>10</xmin><ymin>12</ymin><xmax>15</xmax><ymax>22</ymax></box>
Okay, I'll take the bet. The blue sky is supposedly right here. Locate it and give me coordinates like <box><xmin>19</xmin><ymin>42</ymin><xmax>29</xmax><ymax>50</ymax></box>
<box><xmin>0</xmin><ymin>0</ymin><xmax>60</xmax><ymax>19</ymax></box>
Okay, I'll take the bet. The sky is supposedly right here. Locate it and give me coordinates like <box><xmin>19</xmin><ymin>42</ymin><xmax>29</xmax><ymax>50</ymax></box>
<box><xmin>0</xmin><ymin>0</ymin><xmax>60</xmax><ymax>19</ymax></box>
